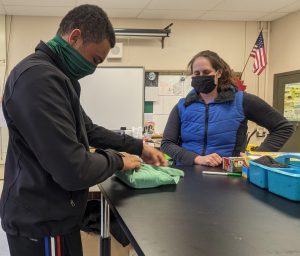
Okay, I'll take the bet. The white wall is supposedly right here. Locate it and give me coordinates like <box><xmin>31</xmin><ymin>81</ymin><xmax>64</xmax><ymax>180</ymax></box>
<box><xmin>5</xmin><ymin>16</ymin><xmax>262</xmax><ymax>85</ymax></box>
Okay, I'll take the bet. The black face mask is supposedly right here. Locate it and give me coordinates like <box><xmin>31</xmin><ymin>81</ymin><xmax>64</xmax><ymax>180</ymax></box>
<box><xmin>191</xmin><ymin>75</ymin><xmax>216</xmax><ymax>94</ymax></box>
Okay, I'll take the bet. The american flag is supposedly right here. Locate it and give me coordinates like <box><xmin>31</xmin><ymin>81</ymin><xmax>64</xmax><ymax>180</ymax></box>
<box><xmin>250</xmin><ymin>32</ymin><xmax>267</xmax><ymax>75</ymax></box>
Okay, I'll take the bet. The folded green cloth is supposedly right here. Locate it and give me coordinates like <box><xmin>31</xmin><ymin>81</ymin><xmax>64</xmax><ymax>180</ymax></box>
<box><xmin>115</xmin><ymin>164</ymin><xmax>184</xmax><ymax>189</ymax></box>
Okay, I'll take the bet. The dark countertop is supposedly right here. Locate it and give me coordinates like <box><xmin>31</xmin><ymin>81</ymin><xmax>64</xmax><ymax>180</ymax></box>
<box><xmin>99</xmin><ymin>165</ymin><xmax>300</xmax><ymax>256</ymax></box>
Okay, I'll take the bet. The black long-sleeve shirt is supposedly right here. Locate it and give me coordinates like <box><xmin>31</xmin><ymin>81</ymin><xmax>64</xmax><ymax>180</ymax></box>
<box><xmin>161</xmin><ymin>92</ymin><xmax>294</xmax><ymax>165</ymax></box>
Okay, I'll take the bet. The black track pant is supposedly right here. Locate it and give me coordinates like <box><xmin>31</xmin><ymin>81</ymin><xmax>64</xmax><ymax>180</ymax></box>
<box><xmin>6</xmin><ymin>229</ymin><xmax>83</xmax><ymax>256</ymax></box>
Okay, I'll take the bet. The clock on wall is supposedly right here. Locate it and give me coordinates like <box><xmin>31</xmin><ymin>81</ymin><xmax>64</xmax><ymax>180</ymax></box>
<box><xmin>145</xmin><ymin>71</ymin><xmax>159</xmax><ymax>87</ymax></box>
<box><xmin>148</xmin><ymin>72</ymin><xmax>156</xmax><ymax>81</ymax></box>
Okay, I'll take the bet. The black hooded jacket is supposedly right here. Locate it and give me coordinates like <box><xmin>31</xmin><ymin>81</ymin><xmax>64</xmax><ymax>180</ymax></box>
<box><xmin>0</xmin><ymin>41</ymin><xmax>143</xmax><ymax>238</ymax></box>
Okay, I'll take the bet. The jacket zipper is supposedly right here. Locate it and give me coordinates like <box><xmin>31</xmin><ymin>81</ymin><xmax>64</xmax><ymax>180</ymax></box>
<box><xmin>70</xmin><ymin>192</ymin><xmax>76</xmax><ymax>207</ymax></box>
<box><xmin>202</xmin><ymin>104</ymin><xmax>209</xmax><ymax>156</ymax></box>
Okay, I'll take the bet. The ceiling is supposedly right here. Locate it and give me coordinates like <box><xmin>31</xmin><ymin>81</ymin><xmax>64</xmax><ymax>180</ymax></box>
<box><xmin>0</xmin><ymin>0</ymin><xmax>300</xmax><ymax>21</ymax></box>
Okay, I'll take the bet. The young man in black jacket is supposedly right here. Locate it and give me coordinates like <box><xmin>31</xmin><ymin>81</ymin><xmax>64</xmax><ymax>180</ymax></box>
<box><xmin>0</xmin><ymin>5</ymin><xmax>166</xmax><ymax>256</ymax></box>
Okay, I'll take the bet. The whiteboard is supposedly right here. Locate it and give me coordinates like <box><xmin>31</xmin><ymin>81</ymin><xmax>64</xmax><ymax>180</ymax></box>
<box><xmin>79</xmin><ymin>67</ymin><xmax>144</xmax><ymax>130</ymax></box>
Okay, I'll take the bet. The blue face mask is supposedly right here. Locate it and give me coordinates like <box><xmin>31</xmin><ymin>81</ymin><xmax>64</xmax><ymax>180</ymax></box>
<box><xmin>191</xmin><ymin>75</ymin><xmax>216</xmax><ymax>94</ymax></box>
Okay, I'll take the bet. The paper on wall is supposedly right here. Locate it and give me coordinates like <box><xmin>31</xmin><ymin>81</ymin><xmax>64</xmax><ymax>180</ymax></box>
<box><xmin>158</xmin><ymin>75</ymin><xmax>184</xmax><ymax>96</ymax></box>
<box><xmin>145</xmin><ymin>86</ymin><xmax>159</xmax><ymax>101</ymax></box>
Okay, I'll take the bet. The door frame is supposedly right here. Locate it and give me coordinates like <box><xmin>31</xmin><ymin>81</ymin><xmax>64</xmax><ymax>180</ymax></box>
<box><xmin>273</xmin><ymin>70</ymin><xmax>300</xmax><ymax>152</ymax></box>
<box><xmin>273</xmin><ymin>70</ymin><xmax>300</xmax><ymax>113</ymax></box>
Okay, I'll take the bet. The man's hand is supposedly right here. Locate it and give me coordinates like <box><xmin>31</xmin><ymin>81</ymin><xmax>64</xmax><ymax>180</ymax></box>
<box><xmin>141</xmin><ymin>144</ymin><xmax>168</xmax><ymax>166</ymax></box>
<box><xmin>121</xmin><ymin>152</ymin><xmax>142</xmax><ymax>171</ymax></box>
<box><xmin>194</xmin><ymin>153</ymin><xmax>222</xmax><ymax>167</ymax></box>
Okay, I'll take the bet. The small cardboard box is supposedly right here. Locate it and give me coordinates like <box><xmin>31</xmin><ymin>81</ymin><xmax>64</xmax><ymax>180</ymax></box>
<box><xmin>222</xmin><ymin>157</ymin><xmax>245</xmax><ymax>173</ymax></box>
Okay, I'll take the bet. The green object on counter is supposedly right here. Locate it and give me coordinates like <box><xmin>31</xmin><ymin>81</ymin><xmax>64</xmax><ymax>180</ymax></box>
<box><xmin>164</xmin><ymin>154</ymin><xmax>172</xmax><ymax>160</ymax></box>
<box><xmin>164</xmin><ymin>154</ymin><xmax>173</xmax><ymax>165</ymax></box>
<box><xmin>115</xmin><ymin>164</ymin><xmax>184</xmax><ymax>189</ymax></box>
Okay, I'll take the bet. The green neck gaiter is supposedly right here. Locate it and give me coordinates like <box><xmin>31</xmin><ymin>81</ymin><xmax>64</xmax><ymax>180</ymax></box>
<box><xmin>47</xmin><ymin>35</ymin><xmax>96</xmax><ymax>80</ymax></box>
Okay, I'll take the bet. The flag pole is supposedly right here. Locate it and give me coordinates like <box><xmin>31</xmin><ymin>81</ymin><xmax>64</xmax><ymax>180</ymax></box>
<box><xmin>240</xmin><ymin>54</ymin><xmax>252</xmax><ymax>79</ymax></box>
<box><xmin>240</xmin><ymin>27</ymin><xmax>264</xmax><ymax>79</ymax></box>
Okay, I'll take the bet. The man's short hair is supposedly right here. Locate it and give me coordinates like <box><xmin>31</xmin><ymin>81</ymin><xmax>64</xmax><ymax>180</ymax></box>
<box><xmin>57</xmin><ymin>4</ymin><xmax>115</xmax><ymax>47</ymax></box>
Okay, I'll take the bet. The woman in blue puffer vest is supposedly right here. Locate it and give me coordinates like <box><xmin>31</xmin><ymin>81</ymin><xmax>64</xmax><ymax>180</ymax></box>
<box><xmin>161</xmin><ymin>50</ymin><xmax>293</xmax><ymax>166</ymax></box>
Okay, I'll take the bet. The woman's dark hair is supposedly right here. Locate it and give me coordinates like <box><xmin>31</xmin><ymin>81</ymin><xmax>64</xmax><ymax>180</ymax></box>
<box><xmin>57</xmin><ymin>4</ymin><xmax>115</xmax><ymax>48</ymax></box>
<box><xmin>188</xmin><ymin>50</ymin><xmax>237</xmax><ymax>91</ymax></box>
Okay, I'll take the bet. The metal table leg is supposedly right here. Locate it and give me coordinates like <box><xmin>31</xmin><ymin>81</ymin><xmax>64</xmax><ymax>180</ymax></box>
<box><xmin>100</xmin><ymin>193</ymin><xmax>111</xmax><ymax>256</ymax></box>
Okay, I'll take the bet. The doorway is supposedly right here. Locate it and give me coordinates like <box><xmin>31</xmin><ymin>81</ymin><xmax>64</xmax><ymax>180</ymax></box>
<box><xmin>273</xmin><ymin>70</ymin><xmax>300</xmax><ymax>152</ymax></box>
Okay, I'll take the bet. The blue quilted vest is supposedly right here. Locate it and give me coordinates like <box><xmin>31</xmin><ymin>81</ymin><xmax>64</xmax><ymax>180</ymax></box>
<box><xmin>177</xmin><ymin>90</ymin><xmax>245</xmax><ymax>157</ymax></box>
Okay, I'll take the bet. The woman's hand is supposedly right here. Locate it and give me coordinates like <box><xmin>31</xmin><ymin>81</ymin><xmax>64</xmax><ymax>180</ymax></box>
<box><xmin>141</xmin><ymin>144</ymin><xmax>168</xmax><ymax>166</ymax></box>
<box><xmin>194</xmin><ymin>153</ymin><xmax>222</xmax><ymax>167</ymax></box>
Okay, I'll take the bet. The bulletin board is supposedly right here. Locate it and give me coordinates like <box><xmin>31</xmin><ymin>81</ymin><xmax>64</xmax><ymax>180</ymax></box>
<box><xmin>146</xmin><ymin>70</ymin><xmax>192</xmax><ymax>97</ymax></box>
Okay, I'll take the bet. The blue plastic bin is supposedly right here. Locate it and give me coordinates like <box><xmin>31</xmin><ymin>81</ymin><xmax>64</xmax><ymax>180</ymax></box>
<box><xmin>248</xmin><ymin>160</ymin><xmax>269</xmax><ymax>188</ymax></box>
<box><xmin>268</xmin><ymin>167</ymin><xmax>300</xmax><ymax>201</ymax></box>
<box><xmin>249</xmin><ymin>154</ymin><xmax>300</xmax><ymax>201</ymax></box>
<box><xmin>274</xmin><ymin>153</ymin><xmax>300</xmax><ymax>167</ymax></box>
